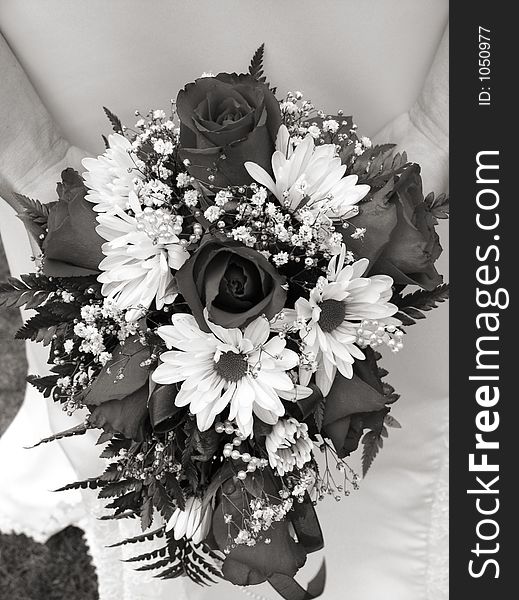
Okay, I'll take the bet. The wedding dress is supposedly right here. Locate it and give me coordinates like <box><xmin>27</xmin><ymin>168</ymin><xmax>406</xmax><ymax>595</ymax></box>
<box><xmin>0</xmin><ymin>2</ymin><xmax>448</xmax><ymax>598</ymax></box>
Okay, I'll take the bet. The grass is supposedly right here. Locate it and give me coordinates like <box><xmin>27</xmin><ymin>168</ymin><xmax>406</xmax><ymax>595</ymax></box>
<box><xmin>0</xmin><ymin>241</ymin><xmax>98</xmax><ymax>599</ymax></box>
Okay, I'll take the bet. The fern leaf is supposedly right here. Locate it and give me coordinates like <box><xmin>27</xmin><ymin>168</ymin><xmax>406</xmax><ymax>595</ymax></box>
<box><xmin>98</xmin><ymin>479</ymin><xmax>141</xmax><ymax>499</ymax></box>
<box><xmin>395</xmin><ymin>283</ymin><xmax>450</xmax><ymax>326</ymax></box>
<box><xmin>54</xmin><ymin>478</ymin><xmax>103</xmax><ymax>492</ymax></box>
<box><xmin>361</xmin><ymin>430</ymin><xmax>384</xmax><ymax>477</ymax></box>
<box><xmin>103</xmin><ymin>106</ymin><xmax>123</xmax><ymax>133</ymax></box>
<box><xmin>124</xmin><ymin>546</ymin><xmax>168</xmax><ymax>563</ymax></box>
<box><xmin>26</xmin><ymin>374</ymin><xmax>59</xmax><ymax>398</ymax></box>
<box><xmin>108</xmin><ymin>526</ymin><xmax>165</xmax><ymax>548</ymax></box>
<box><xmin>163</xmin><ymin>472</ymin><xmax>185</xmax><ymax>511</ymax></box>
<box><xmin>314</xmin><ymin>397</ymin><xmax>325</xmax><ymax>432</ymax></box>
<box><xmin>150</xmin><ymin>480</ymin><xmax>174</xmax><ymax>520</ymax></box>
<box><xmin>248</xmin><ymin>43</ymin><xmax>265</xmax><ymax>81</ymax></box>
<box><xmin>26</xmin><ymin>422</ymin><xmax>89</xmax><ymax>449</ymax></box>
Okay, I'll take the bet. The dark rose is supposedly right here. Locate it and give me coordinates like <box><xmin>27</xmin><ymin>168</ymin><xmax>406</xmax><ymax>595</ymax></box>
<box><xmin>175</xmin><ymin>237</ymin><xmax>287</xmax><ymax>330</ymax></box>
<box><xmin>43</xmin><ymin>169</ymin><xmax>104</xmax><ymax>276</ymax></box>
<box><xmin>176</xmin><ymin>73</ymin><xmax>282</xmax><ymax>188</ymax></box>
<box><xmin>322</xmin><ymin>349</ymin><xmax>387</xmax><ymax>458</ymax></box>
<box><xmin>212</xmin><ymin>474</ymin><xmax>307</xmax><ymax>586</ymax></box>
<box><xmin>348</xmin><ymin>164</ymin><xmax>443</xmax><ymax>290</ymax></box>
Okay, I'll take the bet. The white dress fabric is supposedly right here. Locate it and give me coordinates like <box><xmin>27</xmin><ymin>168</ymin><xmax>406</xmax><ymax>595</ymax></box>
<box><xmin>0</xmin><ymin>1</ymin><xmax>448</xmax><ymax>598</ymax></box>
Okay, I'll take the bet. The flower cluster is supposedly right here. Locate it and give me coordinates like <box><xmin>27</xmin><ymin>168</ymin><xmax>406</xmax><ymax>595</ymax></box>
<box><xmin>2</xmin><ymin>46</ymin><xmax>448</xmax><ymax>600</ymax></box>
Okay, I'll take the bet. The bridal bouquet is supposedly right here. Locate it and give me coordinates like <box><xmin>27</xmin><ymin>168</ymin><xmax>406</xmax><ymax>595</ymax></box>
<box><xmin>0</xmin><ymin>46</ymin><xmax>448</xmax><ymax>598</ymax></box>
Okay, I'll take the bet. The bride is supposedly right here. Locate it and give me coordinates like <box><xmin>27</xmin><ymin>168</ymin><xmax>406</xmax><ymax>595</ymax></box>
<box><xmin>0</xmin><ymin>2</ymin><xmax>448</xmax><ymax>599</ymax></box>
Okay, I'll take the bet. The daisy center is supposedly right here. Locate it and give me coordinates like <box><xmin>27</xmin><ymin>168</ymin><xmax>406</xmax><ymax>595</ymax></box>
<box><xmin>215</xmin><ymin>351</ymin><xmax>249</xmax><ymax>382</ymax></box>
<box><xmin>318</xmin><ymin>299</ymin><xmax>346</xmax><ymax>333</ymax></box>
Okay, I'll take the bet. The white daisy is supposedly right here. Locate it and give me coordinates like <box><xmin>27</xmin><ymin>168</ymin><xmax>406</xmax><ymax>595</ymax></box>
<box><xmin>152</xmin><ymin>313</ymin><xmax>311</xmax><ymax>437</ymax></box>
<box><xmin>266</xmin><ymin>417</ymin><xmax>313</xmax><ymax>476</ymax></box>
<box><xmin>295</xmin><ymin>248</ymin><xmax>397</xmax><ymax>396</ymax></box>
<box><xmin>95</xmin><ymin>195</ymin><xmax>188</xmax><ymax>319</ymax></box>
<box><xmin>82</xmin><ymin>133</ymin><xmax>143</xmax><ymax>213</ymax></box>
<box><xmin>166</xmin><ymin>496</ymin><xmax>212</xmax><ymax>544</ymax></box>
<box><xmin>245</xmin><ymin>124</ymin><xmax>370</xmax><ymax>220</ymax></box>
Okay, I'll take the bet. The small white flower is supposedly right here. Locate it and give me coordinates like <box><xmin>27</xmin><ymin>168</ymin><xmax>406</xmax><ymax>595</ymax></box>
<box><xmin>204</xmin><ymin>205</ymin><xmax>223</xmax><ymax>222</ymax></box>
<box><xmin>98</xmin><ymin>352</ymin><xmax>113</xmax><ymax>366</ymax></box>
<box><xmin>153</xmin><ymin>139</ymin><xmax>174</xmax><ymax>156</ymax></box>
<box><xmin>307</xmin><ymin>125</ymin><xmax>321</xmax><ymax>139</ymax></box>
<box><xmin>166</xmin><ymin>496</ymin><xmax>212</xmax><ymax>544</ymax></box>
<box><xmin>266</xmin><ymin>417</ymin><xmax>313</xmax><ymax>476</ymax></box>
<box><xmin>351</xmin><ymin>227</ymin><xmax>366</xmax><ymax>240</ymax></box>
<box><xmin>214</xmin><ymin>190</ymin><xmax>233</xmax><ymax>207</ymax></box>
<box><xmin>153</xmin><ymin>109</ymin><xmax>166</xmax><ymax>120</ymax></box>
<box><xmin>272</xmin><ymin>252</ymin><xmax>289</xmax><ymax>267</ymax></box>
<box><xmin>183</xmin><ymin>189</ymin><xmax>199</xmax><ymax>207</ymax></box>
<box><xmin>360</xmin><ymin>136</ymin><xmax>372</xmax><ymax>148</ymax></box>
<box><xmin>61</xmin><ymin>291</ymin><xmax>74</xmax><ymax>303</ymax></box>
<box><xmin>176</xmin><ymin>173</ymin><xmax>191</xmax><ymax>188</ymax></box>
<box><xmin>152</xmin><ymin>313</ymin><xmax>311</xmax><ymax>436</ymax></box>
<box><xmin>322</xmin><ymin>119</ymin><xmax>340</xmax><ymax>134</ymax></box>
<box><xmin>63</xmin><ymin>339</ymin><xmax>74</xmax><ymax>354</ymax></box>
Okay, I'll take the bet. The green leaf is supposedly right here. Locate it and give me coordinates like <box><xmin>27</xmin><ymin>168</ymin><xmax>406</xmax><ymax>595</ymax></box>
<box><xmin>103</xmin><ymin>106</ymin><xmax>123</xmax><ymax>134</ymax></box>
<box><xmin>314</xmin><ymin>396</ymin><xmax>325</xmax><ymax>432</ymax></box>
<box><xmin>163</xmin><ymin>472</ymin><xmax>185</xmax><ymax>511</ymax></box>
<box><xmin>384</xmin><ymin>414</ymin><xmax>402</xmax><ymax>428</ymax></box>
<box><xmin>26</xmin><ymin>421</ymin><xmax>89</xmax><ymax>449</ymax></box>
<box><xmin>140</xmin><ymin>496</ymin><xmax>154</xmax><ymax>531</ymax></box>
<box><xmin>54</xmin><ymin>477</ymin><xmax>103</xmax><ymax>492</ymax></box>
<box><xmin>26</xmin><ymin>373</ymin><xmax>59</xmax><ymax>398</ymax></box>
<box><xmin>425</xmin><ymin>191</ymin><xmax>450</xmax><ymax>220</ymax></box>
<box><xmin>8</xmin><ymin>193</ymin><xmax>56</xmax><ymax>247</ymax></box>
<box><xmin>105</xmin><ymin>489</ymin><xmax>143</xmax><ymax>514</ymax></box>
<box><xmin>98</xmin><ymin>479</ymin><xmax>142</xmax><ymax>499</ymax></box>
<box><xmin>150</xmin><ymin>480</ymin><xmax>175</xmax><ymax>520</ymax></box>
<box><xmin>395</xmin><ymin>283</ymin><xmax>450</xmax><ymax>325</ymax></box>
<box><xmin>361</xmin><ymin>430</ymin><xmax>384</xmax><ymax>477</ymax></box>
<box><xmin>15</xmin><ymin>313</ymin><xmax>68</xmax><ymax>345</ymax></box>
<box><xmin>123</xmin><ymin>546</ymin><xmax>168</xmax><ymax>563</ymax></box>
<box><xmin>83</xmin><ymin>334</ymin><xmax>150</xmax><ymax>406</ymax></box>
<box><xmin>248</xmin><ymin>43</ymin><xmax>265</xmax><ymax>81</ymax></box>
<box><xmin>108</xmin><ymin>526</ymin><xmax>166</xmax><ymax>548</ymax></box>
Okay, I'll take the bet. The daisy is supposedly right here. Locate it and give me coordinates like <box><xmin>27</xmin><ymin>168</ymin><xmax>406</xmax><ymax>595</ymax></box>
<box><xmin>295</xmin><ymin>247</ymin><xmax>397</xmax><ymax>396</ymax></box>
<box><xmin>95</xmin><ymin>195</ymin><xmax>188</xmax><ymax>319</ymax></box>
<box><xmin>152</xmin><ymin>313</ymin><xmax>311</xmax><ymax>437</ymax></box>
<box><xmin>82</xmin><ymin>133</ymin><xmax>143</xmax><ymax>213</ymax></box>
<box><xmin>245</xmin><ymin>124</ymin><xmax>370</xmax><ymax>221</ymax></box>
<box><xmin>266</xmin><ymin>417</ymin><xmax>313</xmax><ymax>476</ymax></box>
<box><xmin>166</xmin><ymin>496</ymin><xmax>212</xmax><ymax>544</ymax></box>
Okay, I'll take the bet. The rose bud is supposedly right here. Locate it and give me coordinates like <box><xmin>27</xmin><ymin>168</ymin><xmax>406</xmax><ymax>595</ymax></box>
<box><xmin>43</xmin><ymin>168</ymin><xmax>104</xmax><ymax>276</ymax></box>
<box><xmin>175</xmin><ymin>237</ymin><xmax>287</xmax><ymax>331</ymax></box>
<box><xmin>347</xmin><ymin>164</ymin><xmax>443</xmax><ymax>290</ymax></box>
<box><xmin>176</xmin><ymin>73</ymin><xmax>282</xmax><ymax>188</ymax></box>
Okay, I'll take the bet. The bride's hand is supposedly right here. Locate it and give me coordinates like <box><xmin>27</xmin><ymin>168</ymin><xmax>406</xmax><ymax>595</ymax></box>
<box><xmin>373</xmin><ymin>25</ymin><xmax>448</xmax><ymax>195</ymax></box>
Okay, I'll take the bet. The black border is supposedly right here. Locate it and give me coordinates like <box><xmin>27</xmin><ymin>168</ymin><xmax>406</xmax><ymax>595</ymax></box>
<box><xmin>450</xmin><ymin>4</ymin><xmax>513</xmax><ymax>595</ymax></box>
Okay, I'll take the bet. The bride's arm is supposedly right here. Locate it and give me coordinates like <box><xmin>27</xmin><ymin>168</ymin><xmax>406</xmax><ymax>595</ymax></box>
<box><xmin>0</xmin><ymin>33</ymin><xmax>87</xmax><ymax>206</ymax></box>
<box><xmin>373</xmin><ymin>24</ymin><xmax>448</xmax><ymax>194</ymax></box>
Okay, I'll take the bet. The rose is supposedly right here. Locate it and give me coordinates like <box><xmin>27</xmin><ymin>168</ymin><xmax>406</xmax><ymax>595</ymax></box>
<box><xmin>175</xmin><ymin>237</ymin><xmax>287</xmax><ymax>330</ymax></box>
<box><xmin>176</xmin><ymin>73</ymin><xmax>282</xmax><ymax>188</ymax></box>
<box><xmin>211</xmin><ymin>473</ymin><xmax>308</xmax><ymax>586</ymax></box>
<box><xmin>348</xmin><ymin>164</ymin><xmax>443</xmax><ymax>290</ymax></box>
<box><xmin>43</xmin><ymin>169</ymin><xmax>104</xmax><ymax>276</ymax></box>
<box><xmin>322</xmin><ymin>349</ymin><xmax>388</xmax><ymax>458</ymax></box>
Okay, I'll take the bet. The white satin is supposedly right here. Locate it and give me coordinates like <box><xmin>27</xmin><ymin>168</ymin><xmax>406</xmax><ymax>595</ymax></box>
<box><xmin>0</xmin><ymin>1</ymin><xmax>448</xmax><ymax>598</ymax></box>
